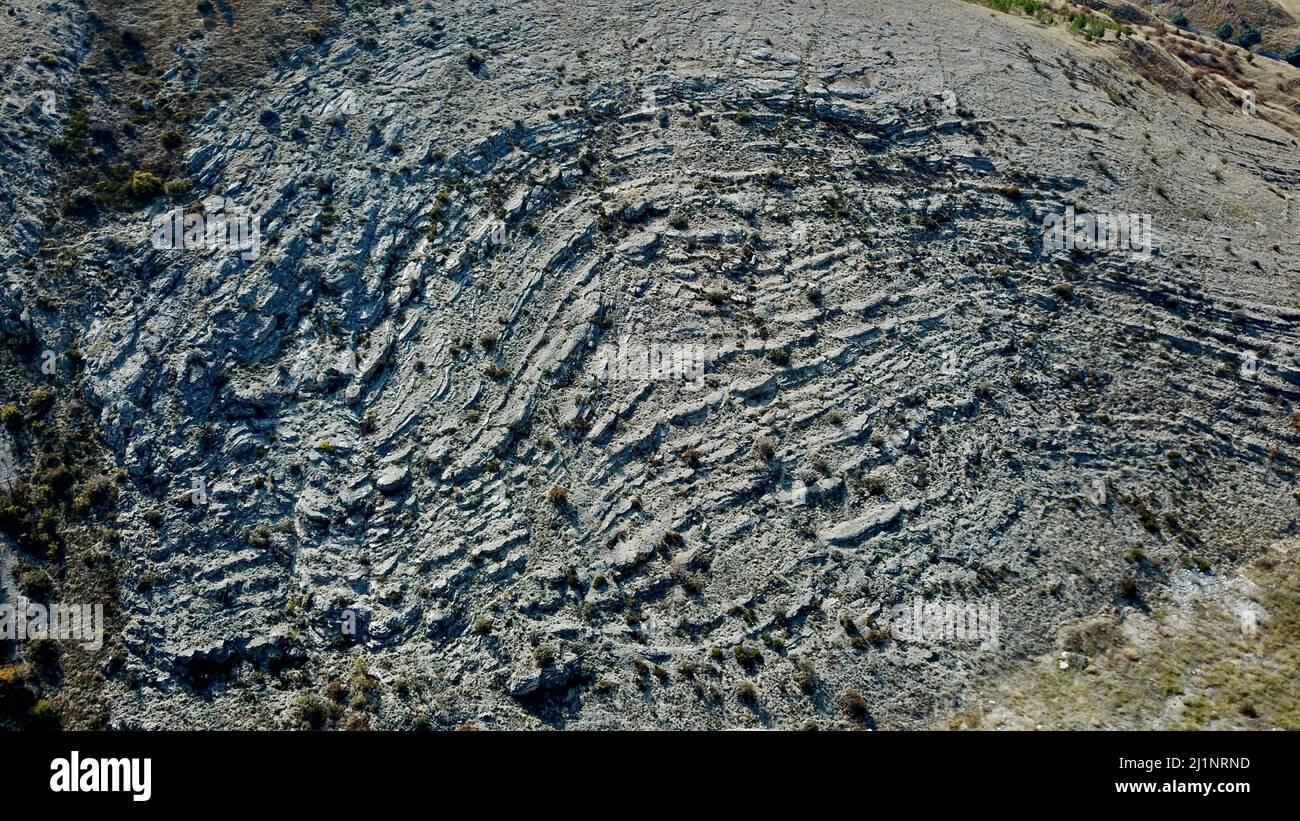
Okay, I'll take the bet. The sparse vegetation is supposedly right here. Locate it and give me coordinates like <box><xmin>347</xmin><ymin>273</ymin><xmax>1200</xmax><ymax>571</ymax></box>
<box><xmin>735</xmin><ymin>681</ymin><xmax>758</xmax><ymax>704</ymax></box>
<box><xmin>765</xmin><ymin>348</ymin><xmax>791</xmax><ymax>367</ymax></box>
<box><xmin>733</xmin><ymin>644</ymin><xmax>763</xmax><ymax>669</ymax></box>
<box><xmin>127</xmin><ymin>171</ymin><xmax>163</xmax><ymax>201</ymax></box>
<box><xmin>547</xmin><ymin>485</ymin><xmax>569</xmax><ymax>507</ymax></box>
<box><xmin>840</xmin><ymin>689</ymin><xmax>871</xmax><ymax>722</ymax></box>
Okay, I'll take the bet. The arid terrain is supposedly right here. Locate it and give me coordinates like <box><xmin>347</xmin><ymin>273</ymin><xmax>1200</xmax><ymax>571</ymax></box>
<box><xmin>2</xmin><ymin>0</ymin><xmax>1299</xmax><ymax>730</ymax></box>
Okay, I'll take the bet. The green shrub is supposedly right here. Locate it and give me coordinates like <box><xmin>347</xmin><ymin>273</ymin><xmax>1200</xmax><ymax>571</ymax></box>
<box><xmin>735</xmin><ymin>681</ymin><xmax>757</xmax><ymax>704</ymax></box>
<box><xmin>1216</xmin><ymin>22</ymin><xmax>1234</xmax><ymax>41</ymax></box>
<box><xmin>0</xmin><ymin>664</ymin><xmax>35</xmax><ymax>722</ymax></box>
<box><xmin>765</xmin><ymin>348</ymin><xmax>791</xmax><ymax>367</ymax></box>
<box><xmin>26</xmin><ymin>388</ymin><xmax>55</xmax><ymax>414</ymax></box>
<box><xmin>72</xmin><ymin>475</ymin><xmax>116</xmax><ymax>514</ymax></box>
<box><xmin>246</xmin><ymin>523</ymin><xmax>272</xmax><ymax>548</ymax></box>
<box><xmin>16</xmin><ymin>563</ymin><xmax>54</xmax><ymax>599</ymax></box>
<box><xmin>294</xmin><ymin>693</ymin><xmax>329</xmax><ymax>729</ymax></box>
<box><xmin>732</xmin><ymin>644</ymin><xmax>763</xmax><ymax>668</ymax></box>
<box><xmin>28</xmin><ymin>698</ymin><xmax>60</xmax><ymax>729</ymax></box>
<box><xmin>794</xmin><ymin>659</ymin><xmax>817</xmax><ymax>694</ymax></box>
<box><xmin>127</xmin><ymin>171</ymin><xmax>163</xmax><ymax>201</ymax></box>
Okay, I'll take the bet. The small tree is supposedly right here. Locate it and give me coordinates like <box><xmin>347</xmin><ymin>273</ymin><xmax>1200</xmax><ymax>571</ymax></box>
<box><xmin>1238</xmin><ymin>27</ymin><xmax>1262</xmax><ymax>49</ymax></box>
<box><xmin>1215</xmin><ymin>22</ymin><xmax>1234</xmax><ymax>41</ymax></box>
<box><xmin>1172</xmin><ymin>10</ymin><xmax>1189</xmax><ymax>28</ymax></box>
<box><xmin>1286</xmin><ymin>44</ymin><xmax>1300</xmax><ymax>67</ymax></box>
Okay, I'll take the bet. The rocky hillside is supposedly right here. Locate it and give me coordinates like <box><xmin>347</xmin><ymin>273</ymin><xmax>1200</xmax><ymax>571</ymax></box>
<box><xmin>1</xmin><ymin>0</ymin><xmax>1298</xmax><ymax>729</ymax></box>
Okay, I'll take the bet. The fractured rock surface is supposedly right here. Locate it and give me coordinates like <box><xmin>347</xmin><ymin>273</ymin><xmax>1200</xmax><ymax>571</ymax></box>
<box><xmin>2</xmin><ymin>0</ymin><xmax>1299</xmax><ymax>729</ymax></box>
